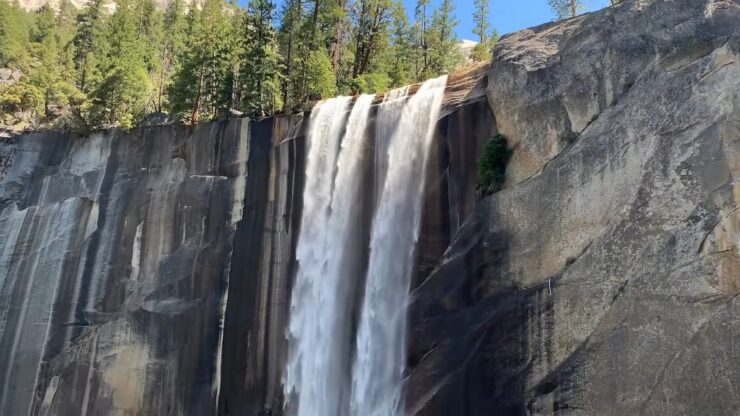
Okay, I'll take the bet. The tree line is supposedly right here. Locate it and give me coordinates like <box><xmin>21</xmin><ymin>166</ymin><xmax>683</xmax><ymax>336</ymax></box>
<box><xmin>1</xmin><ymin>0</ymin><xmax>616</xmax><ymax>130</ymax></box>
<box><xmin>547</xmin><ymin>0</ymin><xmax>625</xmax><ymax>19</ymax></box>
<box><xmin>1</xmin><ymin>0</ymin><xmax>500</xmax><ymax>130</ymax></box>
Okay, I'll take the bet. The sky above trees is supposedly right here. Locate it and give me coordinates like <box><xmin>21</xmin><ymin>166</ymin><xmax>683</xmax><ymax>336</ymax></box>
<box><xmin>241</xmin><ymin>0</ymin><xmax>611</xmax><ymax>39</ymax></box>
<box><xmin>456</xmin><ymin>0</ymin><xmax>610</xmax><ymax>37</ymax></box>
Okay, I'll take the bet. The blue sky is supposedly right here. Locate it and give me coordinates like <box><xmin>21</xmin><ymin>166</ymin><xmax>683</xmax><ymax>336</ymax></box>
<box><xmin>261</xmin><ymin>0</ymin><xmax>612</xmax><ymax>41</ymax></box>
<box><xmin>419</xmin><ymin>0</ymin><xmax>612</xmax><ymax>40</ymax></box>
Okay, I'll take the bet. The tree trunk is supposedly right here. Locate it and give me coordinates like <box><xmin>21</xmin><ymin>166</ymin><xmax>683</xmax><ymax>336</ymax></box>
<box><xmin>191</xmin><ymin>69</ymin><xmax>204</xmax><ymax>124</ymax></box>
<box><xmin>330</xmin><ymin>0</ymin><xmax>344</xmax><ymax>75</ymax></box>
<box><xmin>311</xmin><ymin>0</ymin><xmax>320</xmax><ymax>50</ymax></box>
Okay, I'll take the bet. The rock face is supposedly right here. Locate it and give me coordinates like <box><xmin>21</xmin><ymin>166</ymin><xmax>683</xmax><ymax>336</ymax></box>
<box><xmin>0</xmin><ymin>0</ymin><xmax>738</xmax><ymax>415</ymax></box>
<box><xmin>0</xmin><ymin>122</ymin><xmax>251</xmax><ymax>415</ymax></box>
<box><xmin>0</xmin><ymin>88</ymin><xmax>492</xmax><ymax>414</ymax></box>
<box><xmin>408</xmin><ymin>0</ymin><xmax>740</xmax><ymax>415</ymax></box>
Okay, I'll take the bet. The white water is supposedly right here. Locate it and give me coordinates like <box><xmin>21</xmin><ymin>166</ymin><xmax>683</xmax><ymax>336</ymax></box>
<box><xmin>285</xmin><ymin>75</ymin><xmax>448</xmax><ymax>416</ymax></box>
<box><xmin>284</xmin><ymin>94</ymin><xmax>375</xmax><ymax>416</ymax></box>
<box><xmin>350</xmin><ymin>75</ymin><xmax>448</xmax><ymax>416</ymax></box>
<box><xmin>373</xmin><ymin>86</ymin><xmax>409</xmax><ymax>207</ymax></box>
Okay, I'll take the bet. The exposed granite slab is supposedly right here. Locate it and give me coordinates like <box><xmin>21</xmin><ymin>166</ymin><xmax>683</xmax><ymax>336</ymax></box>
<box><xmin>408</xmin><ymin>0</ymin><xmax>740</xmax><ymax>414</ymax></box>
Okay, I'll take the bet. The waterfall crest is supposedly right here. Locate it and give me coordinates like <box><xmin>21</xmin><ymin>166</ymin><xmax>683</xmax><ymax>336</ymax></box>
<box><xmin>285</xmin><ymin>75</ymin><xmax>448</xmax><ymax>416</ymax></box>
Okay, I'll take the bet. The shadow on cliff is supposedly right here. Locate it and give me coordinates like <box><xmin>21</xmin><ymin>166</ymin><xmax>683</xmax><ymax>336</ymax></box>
<box><xmin>405</xmin><ymin>194</ymin><xmax>568</xmax><ymax>416</ymax></box>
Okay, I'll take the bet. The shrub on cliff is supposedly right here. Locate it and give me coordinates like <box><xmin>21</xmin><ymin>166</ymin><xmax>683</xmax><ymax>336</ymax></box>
<box><xmin>478</xmin><ymin>134</ymin><xmax>511</xmax><ymax>196</ymax></box>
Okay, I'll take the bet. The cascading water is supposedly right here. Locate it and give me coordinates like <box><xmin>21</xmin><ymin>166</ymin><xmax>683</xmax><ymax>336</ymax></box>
<box><xmin>350</xmin><ymin>75</ymin><xmax>448</xmax><ymax>416</ymax></box>
<box><xmin>284</xmin><ymin>94</ymin><xmax>375</xmax><ymax>416</ymax></box>
<box><xmin>285</xmin><ymin>75</ymin><xmax>448</xmax><ymax>416</ymax></box>
<box><xmin>373</xmin><ymin>86</ymin><xmax>409</xmax><ymax>206</ymax></box>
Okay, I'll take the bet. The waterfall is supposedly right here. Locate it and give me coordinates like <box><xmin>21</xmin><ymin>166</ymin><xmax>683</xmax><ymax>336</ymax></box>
<box><xmin>285</xmin><ymin>75</ymin><xmax>448</xmax><ymax>416</ymax></box>
<box><xmin>350</xmin><ymin>75</ymin><xmax>448</xmax><ymax>416</ymax></box>
<box><xmin>285</xmin><ymin>94</ymin><xmax>375</xmax><ymax>416</ymax></box>
<box><xmin>373</xmin><ymin>86</ymin><xmax>409</xmax><ymax>207</ymax></box>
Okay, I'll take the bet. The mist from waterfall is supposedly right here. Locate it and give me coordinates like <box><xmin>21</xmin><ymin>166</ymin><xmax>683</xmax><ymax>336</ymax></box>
<box><xmin>284</xmin><ymin>75</ymin><xmax>448</xmax><ymax>416</ymax></box>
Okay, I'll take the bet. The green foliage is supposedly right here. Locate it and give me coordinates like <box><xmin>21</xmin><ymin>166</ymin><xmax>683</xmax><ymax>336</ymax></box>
<box><xmin>73</xmin><ymin>0</ymin><xmax>108</xmax><ymax>93</ymax></box>
<box><xmin>473</xmin><ymin>0</ymin><xmax>490</xmax><ymax>44</ymax></box>
<box><xmin>152</xmin><ymin>0</ymin><xmax>187</xmax><ymax>112</ymax></box>
<box><xmin>478</xmin><ymin>134</ymin><xmax>511</xmax><ymax>196</ymax></box>
<box><xmin>385</xmin><ymin>1</ymin><xmax>414</xmax><ymax>86</ymax></box>
<box><xmin>0</xmin><ymin>81</ymin><xmax>44</xmax><ymax>114</ymax></box>
<box><xmin>471</xmin><ymin>0</ymin><xmax>499</xmax><ymax>62</ymax></box>
<box><xmin>471</xmin><ymin>28</ymin><xmax>499</xmax><ymax>62</ymax></box>
<box><xmin>413</xmin><ymin>0</ymin><xmax>464</xmax><ymax>79</ymax></box>
<box><xmin>305</xmin><ymin>49</ymin><xmax>337</xmax><ymax>99</ymax></box>
<box><xmin>0</xmin><ymin>0</ymin><xmax>32</xmax><ymax>68</ymax></box>
<box><xmin>0</xmin><ymin>0</ymin><xmax>517</xmax><ymax>130</ymax></box>
<box><xmin>90</xmin><ymin>62</ymin><xmax>150</xmax><ymax>128</ymax></box>
<box><xmin>88</xmin><ymin>0</ymin><xmax>151</xmax><ymax>127</ymax></box>
<box><xmin>168</xmin><ymin>0</ymin><xmax>237</xmax><ymax>122</ymax></box>
<box><xmin>354</xmin><ymin>72</ymin><xmax>390</xmax><ymax>93</ymax></box>
<box><xmin>238</xmin><ymin>0</ymin><xmax>284</xmax><ymax>116</ymax></box>
<box><xmin>548</xmin><ymin>0</ymin><xmax>585</xmax><ymax>19</ymax></box>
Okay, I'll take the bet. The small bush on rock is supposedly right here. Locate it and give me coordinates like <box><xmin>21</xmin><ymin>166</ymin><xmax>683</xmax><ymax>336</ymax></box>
<box><xmin>478</xmin><ymin>134</ymin><xmax>511</xmax><ymax>196</ymax></box>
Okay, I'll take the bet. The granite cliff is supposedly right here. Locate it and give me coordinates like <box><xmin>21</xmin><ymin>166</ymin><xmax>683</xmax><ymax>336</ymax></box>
<box><xmin>0</xmin><ymin>0</ymin><xmax>738</xmax><ymax>415</ymax></box>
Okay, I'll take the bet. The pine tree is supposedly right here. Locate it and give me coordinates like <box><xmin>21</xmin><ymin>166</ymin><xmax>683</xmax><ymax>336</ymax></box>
<box><xmin>153</xmin><ymin>0</ymin><xmax>187</xmax><ymax>112</ymax></box>
<box><xmin>350</xmin><ymin>0</ymin><xmax>392</xmax><ymax>81</ymax></box>
<box><xmin>277</xmin><ymin>0</ymin><xmax>306</xmax><ymax>109</ymax></box>
<box><xmin>239</xmin><ymin>0</ymin><xmax>283</xmax><ymax>116</ymax></box>
<box><xmin>426</xmin><ymin>0</ymin><xmax>463</xmax><ymax>77</ymax></box>
<box><xmin>413</xmin><ymin>0</ymin><xmax>431</xmax><ymax>78</ymax></box>
<box><xmin>72</xmin><ymin>0</ymin><xmax>108</xmax><ymax>94</ymax></box>
<box><xmin>305</xmin><ymin>49</ymin><xmax>337</xmax><ymax>99</ymax></box>
<box><xmin>168</xmin><ymin>6</ymin><xmax>202</xmax><ymax>121</ymax></box>
<box><xmin>548</xmin><ymin>0</ymin><xmax>584</xmax><ymax>19</ymax></box>
<box><xmin>470</xmin><ymin>0</ymin><xmax>499</xmax><ymax>63</ymax></box>
<box><xmin>136</xmin><ymin>0</ymin><xmax>164</xmax><ymax>114</ymax></box>
<box><xmin>88</xmin><ymin>0</ymin><xmax>152</xmax><ymax>128</ymax></box>
<box><xmin>28</xmin><ymin>5</ymin><xmax>80</xmax><ymax>119</ymax></box>
<box><xmin>473</xmin><ymin>0</ymin><xmax>489</xmax><ymax>45</ymax></box>
<box><xmin>168</xmin><ymin>0</ymin><xmax>235</xmax><ymax>123</ymax></box>
<box><xmin>386</xmin><ymin>0</ymin><xmax>414</xmax><ymax>87</ymax></box>
<box><xmin>0</xmin><ymin>0</ymin><xmax>32</xmax><ymax>68</ymax></box>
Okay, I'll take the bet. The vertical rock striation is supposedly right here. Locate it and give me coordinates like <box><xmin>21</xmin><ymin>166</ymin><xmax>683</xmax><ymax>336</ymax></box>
<box><xmin>0</xmin><ymin>122</ymin><xmax>249</xmax><ymax>415</ymax></box>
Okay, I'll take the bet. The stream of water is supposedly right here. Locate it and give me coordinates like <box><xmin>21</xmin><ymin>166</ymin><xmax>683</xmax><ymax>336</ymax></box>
<box><xmin>285</xmin><ymin>76</ymin><xmax>448</xmax><ymax>416</ymax></box>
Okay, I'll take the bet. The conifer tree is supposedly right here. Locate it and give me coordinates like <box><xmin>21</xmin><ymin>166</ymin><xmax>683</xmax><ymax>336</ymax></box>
<box><xmin>89</xmin><ymin>0</ymin><xmax>150</xmax><ymax>127</ymax></box>
<box><xmin>426</xmin><ymin>0</ymin><xmax>463</xmax><ymax>76</ymax></box>
<box><xmin>470</xmin><ymin>0</ymin><xmax>498</xmax><ymax>62</ymax></box>
<box><xmin>72</xmin><ymin>0</ymin><xmax>108</xmax><ymax>94</ymax></box>
<box><xmin>386</xmin><ymin>1</ymin><xmax>414</xmax><ymax>87</ymax></box>
<box><xmin>413</xmin><ymin>0</ymin><xmax>431</xmax><ymax>78</ymax></box>
<box><xmin>168</xmin><ymin>0</ymin><xmax>234</xmax><ymax>123</ymax></box>
<box><xmin>277</xmin><ymin>0</ymin><xmax>306</xmax><ymax>109</ymax></box>
<box><xmin>154</xmin><ymin>0</ymin><xmax>187</xmax><ymax>112</ymax></box>
<box><xmin>548</xmin><ymin>0</ymin><xmax>584</xmax><ymax>19</ymax></box>
<box><xmin>239</xmin><ymin>0</ymin><xmax>283</xmax><ymax>116</ymax></box>
<box><xmin>350</xmin><ymin>0</ymin><xmax>392</xmax><ymax>80</ymax></box>
<box><xmin>305</xmin><ymin>49</ymin><xmax>337</xmax><ymax>99</ymax></box>
<box><xmin>0</xmin><ymin>0</ymin><xmax>31</xmax><ymax>68</ymax></box>
<box><xmin>28</xmin><ymin>5</ymin><xmax>79</xmax><ymax>118</ymax></box>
